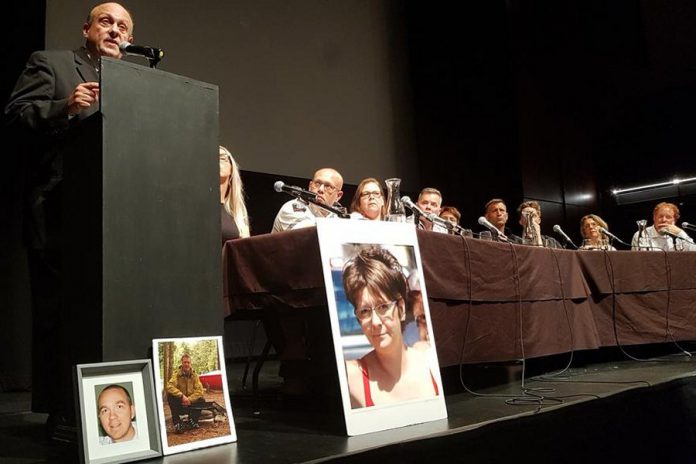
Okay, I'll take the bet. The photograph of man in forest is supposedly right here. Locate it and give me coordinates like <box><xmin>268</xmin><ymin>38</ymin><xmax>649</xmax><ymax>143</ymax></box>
<box><xmin>155</xmin><ymin>337</ymin><xmax>235</xmax><ymax>450</ymax></box>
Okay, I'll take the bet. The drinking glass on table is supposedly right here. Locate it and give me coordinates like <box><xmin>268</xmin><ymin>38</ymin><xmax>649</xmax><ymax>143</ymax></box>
<box><xmin>479</xmin><ymin>231</ymin><xmax>492</xmax><ymax>241</ymax></box>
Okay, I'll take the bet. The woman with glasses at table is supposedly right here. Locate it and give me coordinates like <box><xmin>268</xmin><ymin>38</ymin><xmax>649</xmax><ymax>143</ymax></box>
<box><xmin>219</xmin><ymin>146</ymin><xmax>250</xmax><ymax>241</ymax></box>
<box><xmin>342</xmin><ymin>247</ymin><xmax>440</xmax><ymax>408</ymax></box>
<box><xmin>349</xmin><ymin>178</ymin><xmax>386</xmax><ymax>221</ymax></box>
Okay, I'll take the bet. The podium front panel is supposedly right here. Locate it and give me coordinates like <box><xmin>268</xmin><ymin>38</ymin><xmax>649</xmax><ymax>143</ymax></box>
<box><xmin>100</xmin><ymin>59</ymin><xmax>221</xmax><ymax>361</ymax></box>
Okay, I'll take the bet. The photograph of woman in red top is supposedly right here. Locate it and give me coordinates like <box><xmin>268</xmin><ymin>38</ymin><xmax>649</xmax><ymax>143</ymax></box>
<box><xmin>342</xmin><ymin>247</ymin><xmax>439</xmax><ymax>408</ymax></box>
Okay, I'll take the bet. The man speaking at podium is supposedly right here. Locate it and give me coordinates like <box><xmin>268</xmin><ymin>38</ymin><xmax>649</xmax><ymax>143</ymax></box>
<box><xmin>4</xmin><ymin>2</ymin><xmax>134</xmax><ymax>431</ymax></box>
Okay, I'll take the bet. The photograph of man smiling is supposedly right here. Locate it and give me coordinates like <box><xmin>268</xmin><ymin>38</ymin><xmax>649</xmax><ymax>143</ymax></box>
<box><xmin>96</xmin><ymin>383</ymin><xmax>136</xmax><ymax>445</ymax></box>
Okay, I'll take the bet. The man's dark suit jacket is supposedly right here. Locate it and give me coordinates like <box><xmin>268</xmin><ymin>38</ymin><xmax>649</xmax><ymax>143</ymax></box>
<box><xmin>4</xmin><ymin>47</ymin><xmax>102</xmax><ymax>416</ymax></box>
<box><xmin>5</xmin><ymin>47</ymin><xmax>99</xmax><ymax>249</ymax></box>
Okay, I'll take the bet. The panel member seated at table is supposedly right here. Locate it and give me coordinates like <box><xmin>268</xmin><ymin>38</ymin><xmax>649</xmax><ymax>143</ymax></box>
<box><xmin>272</xmin><ymin>168</ymin><xmax>344</xmax><ymax>232</ymax></box>
<box><xmin>631</xmin><ymin>202</ymin><xmax>696</xmax><ymax>251</ymax></box>
<box><xmin>483</xmin><ymin>198</ymin><xmax>515</xmax><ymax>241</ymax></box>
<box><xmin>342</xmin><ymin>247</ymin><xmax>440</xmax><ymax>408</ymax></box>
<box><xmin>166</xmin><ymin>354</ymin><xmax>206</xmax><ymax>433</ymax></box>
<box><xmin>517</xmin><ymin>201</ymin><xmax>562</xmax><ymax>248</ymax></box>
<box><xmin>408</xmin><ymin>188</ymin><xmax>448</xmax><ymax>233</ymax></box>
<box><xmin>439</xmin><ymin>206</ymin><xmax>461</xmax><ymax>234</ymax></box>
<box><xmin>219</xmin><ymin>146</ymin><xmax>250</xmax><ymax>241</ymax></box>
<box><xmin>97</xmin><ymin>384</ymin><xmax>136</xmax><ymax>445</ymax></box>
<box><xmin>349</xmin><ymin>178</ymin><xmax>386</xmax><ymax>221</ymax></box>
<box><xmin>579</xmin><ymin>214</ymin><xmax>615</xmax><ymax>250</ymax></box>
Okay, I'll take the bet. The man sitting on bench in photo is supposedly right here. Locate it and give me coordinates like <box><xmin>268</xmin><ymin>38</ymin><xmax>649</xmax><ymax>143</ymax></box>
<box><xmin>166</xmin><ymin>354</ymin><xmax>206</xmax><ymax>432</ymax></box>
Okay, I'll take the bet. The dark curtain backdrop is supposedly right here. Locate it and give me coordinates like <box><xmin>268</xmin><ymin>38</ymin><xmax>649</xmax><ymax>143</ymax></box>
<box><xmin>1</xmin><ymin>2</ymin><xmax>46</xmax><ymax>390</ymax></box>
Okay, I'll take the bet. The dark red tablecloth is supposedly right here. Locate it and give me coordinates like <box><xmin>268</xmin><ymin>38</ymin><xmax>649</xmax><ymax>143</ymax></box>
<box><xmin>223</xmin><ymin>227</ymin><xmax>696</xmax><ymax>366</ymax></box>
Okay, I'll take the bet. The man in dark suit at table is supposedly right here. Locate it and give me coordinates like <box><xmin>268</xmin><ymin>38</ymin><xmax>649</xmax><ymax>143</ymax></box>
<box><xmin>483</xmin><ymin>198</ymin><xmax>515</xmax><ymax>241</ymax></box>
<box><xmin>4</xmin><ymin>2</ymin><xmax>134</xmax><ymax>430</ymax></box>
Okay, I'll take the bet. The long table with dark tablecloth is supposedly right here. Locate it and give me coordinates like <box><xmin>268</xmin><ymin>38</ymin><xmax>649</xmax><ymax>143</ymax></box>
<box><xmin>223</xmin><ymin>227</ymin><xmax>696</xmax><ymax>367</ymax></box>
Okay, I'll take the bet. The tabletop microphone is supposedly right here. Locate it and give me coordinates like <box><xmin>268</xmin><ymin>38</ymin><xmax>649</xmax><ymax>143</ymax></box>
<box><xmin>659</xmin><ymin>228</ymin><xmax>691</xmax><ymax>242</ymax></box>
<box><xmin>401</xmin><ymin>196</ymin><xmax>427</xmax><ymax>217</ymax></box>
<box><xmin>552</xmin><ymin>225</ymin><xmax>578</xmax><ymax>249</ymax></box>
<box><xmin>478</xmin><ymin>216</ymin><xmax>501</xmax><ymax>238</ymax></box>
<box><xmin>682</xmin><ymin>222</ymin><xmax>696</xmax><ymax>232</ymax></box>
<box><xmin>598</xmin><ymin>227</ymin><xmax>628</xmax><ymax>246</ymax></box>
<box><xmin>119</xmin><ymin>42</ymin><xmax>165</xmax><ymax>60</ymax></box>
<box><xmin>273</xmin><ymin>180</ymin><xmax>317</xmax><ymax>202</ymax></box>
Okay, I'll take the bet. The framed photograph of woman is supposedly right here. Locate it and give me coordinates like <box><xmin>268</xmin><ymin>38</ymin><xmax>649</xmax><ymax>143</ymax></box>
<box><xmin>152</xmin><ymin>336</ymin><xmax>236</xmax><ymax>455</ymax></box>
<box><xmin>315</xmin><ymin>218</ymin><xmax>448</xmax><ymax>436</ymax></box>
<box><xmin>75</xmin><ymin>359</ymin><xmax>162</xmax><ymax>463</ymax></box>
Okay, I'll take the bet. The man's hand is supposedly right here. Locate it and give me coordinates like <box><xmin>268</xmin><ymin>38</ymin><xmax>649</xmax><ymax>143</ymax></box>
<box><xmin>181</xmin><ymin>395</ymin><xmax>191</xmax><ymax>406</ymax></box>
<box><xmin>662</xmin><ymin>224</ymin><xmax>683</xmax><ymax>236</ymax></box>
<box><xmin>67</xmin><ymin>82</ymin><xmax>100</xmax><ymax>115</ymax></box>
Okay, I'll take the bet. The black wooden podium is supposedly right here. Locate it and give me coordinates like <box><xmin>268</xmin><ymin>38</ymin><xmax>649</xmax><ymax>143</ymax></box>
<box><xmin>61</xmin><ymin>58</ymin><xmax>221</xmax><ymax>369</ymax></box>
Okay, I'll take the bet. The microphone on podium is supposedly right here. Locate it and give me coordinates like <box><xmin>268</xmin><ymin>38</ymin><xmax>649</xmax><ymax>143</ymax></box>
<box><xmin>120</xmin><ymin>42</ymin><xmax>164</xmax><ymax>67</ymax></box>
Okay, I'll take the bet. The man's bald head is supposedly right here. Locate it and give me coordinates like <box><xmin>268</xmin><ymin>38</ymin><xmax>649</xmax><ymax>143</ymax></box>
<box><xmin>308</xmin><ymin>168</ymin><xmax>343</xmax><ymax>206</ymax></box>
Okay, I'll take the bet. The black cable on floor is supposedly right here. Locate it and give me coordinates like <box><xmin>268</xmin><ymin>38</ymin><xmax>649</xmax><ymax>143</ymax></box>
<box><xmin>456</xmin><ymin>237</ymin><xmax>533</xmax><ymax>402</ymax></box>
<box><xmin>534</xmin><ymin>248</ymin><xmax>576</xmax><ymax>381</ymax></box>
<box><xmin>506</xmin><ymin>243</ymin><xmax>567</xmax><ymax>406</ymax></box>
<box><xmin>661</xmin><ymin>250</ymin><xmax>693</xmax><ymax>357</ymax></box>
<box><xmin>603</xmin><ymin>250</ymin><xmax>691</xmax><ymax>363</ymax></box>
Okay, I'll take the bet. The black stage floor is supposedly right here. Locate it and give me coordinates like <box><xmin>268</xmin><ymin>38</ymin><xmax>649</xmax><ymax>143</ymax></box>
<box><xmin>2</xmin><ymin>348</ymin><xmax>696</xmax><ymax>463</ymax></box>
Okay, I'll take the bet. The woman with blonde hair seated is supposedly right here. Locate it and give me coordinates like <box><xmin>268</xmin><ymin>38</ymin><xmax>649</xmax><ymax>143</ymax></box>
<box><xmin>579</xmin><ymin>214</ymin><xmax>614</xmax><ymax>250</ymax></box>
<box><xmin>219</xmin><ymin>146</ymin><xmax>250</xmax><ymax>241</ymax></box>
<box><xmin>349</xmin><ymin>178</ymin><xmax>386</xmax><ymax>221</ymax></box>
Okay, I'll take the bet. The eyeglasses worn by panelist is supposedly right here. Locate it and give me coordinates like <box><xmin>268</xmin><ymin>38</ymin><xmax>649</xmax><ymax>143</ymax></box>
<box><xmin>342</xmin><ymin>247</ymin><xmax>439</xmax><ymax>408</ymax></box>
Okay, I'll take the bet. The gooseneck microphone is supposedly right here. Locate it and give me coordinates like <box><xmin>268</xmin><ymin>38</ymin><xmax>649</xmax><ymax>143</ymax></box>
<box><xmin>400</xmin><ymin>196</ymin><xmax>427</xmax><ymax>217</ymax></box>
<box><xmin>402</xmin><ymin>196</ymin><xmax>453</xmax><ymax>231</ymax></box>
<box><xmin>659</xmin><ymin>228</ymin><xmax>693</xmax><ymax>242</ymax></box>
<box><xmin>120</xmin><ymin>42</ymin><xmax>164</xmax><ymax>67</ymax></box>
<box><xmin>273</xmin><ymin>180</ymin><xmax>349</xmax><ymax>218</ymax></box>
<box><xmin>682</xmin><ymin>222</ymin><xmax>696</xmax><ymax>232</ymax></box>
<box><xmin>552</xmin><ymin>225</ymin><xmax>578</xmax><ymax>249</ymax></box>
<box><xmin>273</xmin><ymin>181</ymin><xmax>317</xmax><ymax>202</ymax></box>
<box><xmin>119</xmin><ymin>42</ymin><xmax>163</xmax><ymax>59</ymax></box>
<box><xmin>478</xmin><ymin>216</ymin><xmax>501</xmax><ymax>238</ymax></box>
<box><xmin>598</xmin><ymin>227</ymin><xmax>630</xmax><ymax>247</ymax></box>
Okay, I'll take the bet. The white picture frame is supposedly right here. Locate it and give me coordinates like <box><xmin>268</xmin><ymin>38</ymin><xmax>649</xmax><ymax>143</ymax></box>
<box><xmin>151</xmin><ymin>336</ymin><xmax>237</xmax><ymax>455</ymax></box>
<box><xmin>316</xmin><ymin>218</ymin><xmax>448</xmax><ymax>435</ymax></box>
